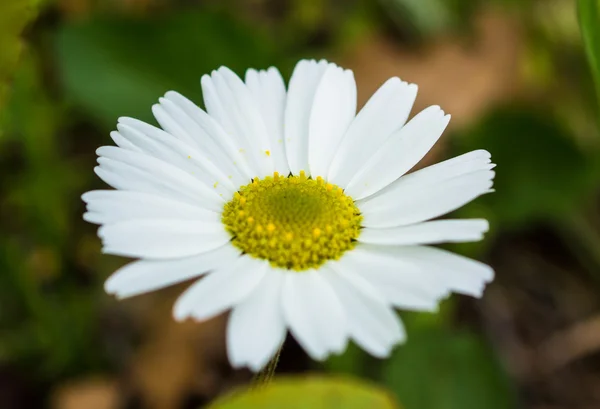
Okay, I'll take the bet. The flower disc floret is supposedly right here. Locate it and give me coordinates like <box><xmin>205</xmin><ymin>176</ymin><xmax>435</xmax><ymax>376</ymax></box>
<box><xmin>222</xmin><ymin>171</ymin><xmax>362</xmax><ymax>270</ymax></box>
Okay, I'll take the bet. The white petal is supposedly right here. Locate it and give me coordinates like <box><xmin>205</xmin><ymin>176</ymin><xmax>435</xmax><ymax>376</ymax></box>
<box><xmin>94</xmin><ymin>161</ymin><xmax>204</xmax><ymax>209</ymax></box>
<box><xmin>245</xmin><ymin>67</ymin><xmax>290</xmax><ymax>176</ymax></box>
<box><xmin>218</xmin><ymin>67</ymin><xmax>275</xmax><ymax>175</ymax></box>
<box><xmin>360</xmin><ymin>149</ymin><xmax>493</xmax><ymax>205</ymax></box>
<box><xmin>96</xmin><ymin>146</ymin><xmax>223</xmax><ymax>212</ymax></box>
<box><xmin>281</xmin><ymin>269</ymin><xmax>347</xmax><ymax>360</ymax></box>
<box><xmin>339</xmin><ymin>246</ymin><xmax>447</xmax><ymax>311</ymax></box>
<box><xmin>202</xmin><ymin>68</ymin><xmax>274</xmax><ymax>177</ymax></box>
<box><xmin>360</xmin><ymin>169</ymin><xmax>495</xmax><ymax>228</ymax></box>
<box><xmin>328</xmin><ymin>78</ymin><xmax>418</xmax><ymax>188</ymax></box>
<box><xmin>82</xmin><ymin>190</ymin><xmax>219</xmax><ymax>225</ymax></box>
<box><xmin>173</xmin><ymin>255</ymin><xmax>269</xmax><ymax>321</ymax></box>
<box><xmin>200</xmin><ymin>75</ymin><xmax>260</xmax><ymax>179</ymax></box>
<box><xmin>113</xmin><ymin>122</ymin><xmax>237</xmax><ymax>198</ymax></box>
<box><xmin>161</xmin><ymin>91</ymin><xmax>254</xmax><ymax>182</ymax></box>
<box><xmin>151</xmin><ymin>98</ymin><xmax>209</xmax><ymax>153</ymax></box>
<box><xmin>345</xmin><ymin>106</ymin><xmax>451</xmax><ymax>199</ymax></box>
<box><xmin>284</xmin><ymin>59</ymin><xmax>330</xmax><ymax>176</ymax></box>
<box><xmin>374</xmin><ymin>245</ymin><xmax>494</xmax><ymax>297</ymax></box>
<box><xmin>227</xmin><ymin>270</ymin><xmax>286</xmax><ymax>371</ymax></box>
<box><xmin>104</xmin><ymin>244</ymin><xmax>240</xmax><ymax>298</ymax></box>
<box><xmin>308</xmin><ymin>65</ymin><xmax>356</xmax><ymax>177</ymax></box>
<box><xmin>358</xmin><ymin>150</ymin><xmax>494</xmax><ymax>226</ymax></box>
<box><xmin>359</xmin><ymin>219</ymin><xmax>489</xmax><ymax>245</ymax></box>
<box><xmin>153</xmin><ymin>98</ymin><xmax>242</xmax><ymax>188</ymax></box>
<box><xmin>151</xmin><ymin>103</ymin><xmax>199</xmax><ymax>148</ymax></box>
<box><xmin>321</xmin><ymin>264</ymin><xmax>405</xmax><ymax>358</ymax></box>
<box><xmin>109</xmin><ymin>131</ymin><xmax>140</xmax><ymax>151</ymax></box>
<box><xmin>98</xmin><ymin>219</ymin><xmax>230</xmax><ymax>259</ymax></box>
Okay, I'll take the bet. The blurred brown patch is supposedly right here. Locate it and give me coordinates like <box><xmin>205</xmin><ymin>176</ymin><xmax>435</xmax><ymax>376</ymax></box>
<box><xmin>342</xmin><ymin>7</ymin><xmax>522</xmax><ymax>168</ymax></box>
<box><xmin>51</xmin><ymin>377</ymin><xmax>119</xmax><ymax>409</ymax></box>
<box><xmin>482</xmin><ymin>226</ymin><xmax>600</xmax><ymax>409</ymax></box>
<box><xmin>126</xmin><ymin>285</ymin><xmax>249</xmax><ymax>409</ymax></box>
<box><xmin>344</xmin><ymin>9</ymin><xmax>522</xmax><ymax>127</ymax></box>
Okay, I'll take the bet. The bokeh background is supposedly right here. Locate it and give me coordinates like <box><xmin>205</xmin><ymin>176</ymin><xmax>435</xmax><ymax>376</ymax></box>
<box><xmin>2</xmin><ymin>0</ymin><xmax>600</xmax><ymax>408</ymax></box>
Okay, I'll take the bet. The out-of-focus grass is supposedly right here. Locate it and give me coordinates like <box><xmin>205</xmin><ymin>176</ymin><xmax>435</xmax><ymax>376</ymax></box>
<box><xmin>54</xmin><ymin>10</ymin><xmax>282</xmax><ymax>129</ymax></box>
<box><xmin>0</xmin><ymin>0</ymin><xmax>38</xmax><ymax>114</ymax></box>
<box><xmin>579</xmin><ymin>0</ymin><xmax>600</xmax><ymax>111</ymax></box>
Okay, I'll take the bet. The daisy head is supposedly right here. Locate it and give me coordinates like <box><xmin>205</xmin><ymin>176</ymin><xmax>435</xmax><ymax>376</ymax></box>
<box><xmin>83</xmin><ymin>59</ymin><xmax>495</xmax><ymax>372</ymax></box>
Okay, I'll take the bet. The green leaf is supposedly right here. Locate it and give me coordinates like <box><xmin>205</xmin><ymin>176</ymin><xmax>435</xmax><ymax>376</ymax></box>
<box><xmin>54</xmin><ymin>11</ymin><xmax>282</xmax><ymax>129</ymax></box>
<box><xmin>0</xmin><ymin>0</ymin><xmax>38</xmax><ymax>112</ymax></box>
<box><xmin>383</xmin><ymin>327</ymin><xmax>514</xmax><ymax>409</ymax></box>
<box><xmin>452</xmin><ymin>105</ymin><xmax>595</xmax><ymax>227</ymax></box>
<box><xmin>578</xmin><ymin>0</ymin><xmax>600</xmax><ymax>104</ymax></box>
<box><xmin>208</xmin><ymin>376</ymin><xmax>400</xmax><ymax>409</ymax></box>
<box><xmin>325</xmin><ymin>342</ymin><xmax>368</xmax><ymax>376</ymax></box>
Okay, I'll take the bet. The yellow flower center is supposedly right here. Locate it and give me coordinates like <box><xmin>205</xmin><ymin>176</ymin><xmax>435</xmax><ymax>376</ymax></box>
<box><xmin>222</xmin><ymin>171</ymin><xmax>362</xmax><ymax>271</ymax></box>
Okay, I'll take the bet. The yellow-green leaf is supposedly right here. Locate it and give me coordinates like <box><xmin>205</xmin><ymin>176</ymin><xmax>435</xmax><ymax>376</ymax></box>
<box><xmin>579</xmin><ymin>0</ymin><xmax>600</xmax><ymax>76</ymax></box>
<box><xmin>54</xmin><ymin>11</ymin><xmax>281</xmax><ymax>130</ymax></box>
<box><xmin>0</xmin><ymin>0</ymin><xmax>38</xmax><ymax>110</ymax></box>
<box><xmin>208</xmin><ymin>376</ymin><xmax>400</xmax><ymax>409</ymax></box>
<box><xmin>579</xmin><ymin>0</ymin><xmax>600</xmax><ymax>106</ymax></box>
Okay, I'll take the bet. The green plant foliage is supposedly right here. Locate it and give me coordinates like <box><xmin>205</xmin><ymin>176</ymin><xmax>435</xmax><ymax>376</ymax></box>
<box><xmin>452</xmin><ymin>106</ymin><xmax>595</xmax><ymax>228</ymax></box>
<box><xmin>0</xmin><ymin>52</ymin><xmax>107</xmax><ymax>378</ymax></box>
<box><xmin>578</xmin><ymin>0</ymin><xmax>600</xmax><ymax>104</ymax></box>
<box><xmin>54</xmin><ymin>10</ymin><xmax>283</xmax><ymax>129</ymax></box>
<box><xmin>326</xmin><ymin>342</ymin><xmax>368</xmax><ymax>376</ymax></box>
<box><xmin>383</xmin><ymin>327</ymin><xmax>514</xmax><ymax>409</ymax></box>
<box><xmin>0</xmin><ymin>0</ymin><xmax>38</xmax><ymax>113</ymax></box>
<box><xmin>208</xmin><ymin>376</ymin><xmax>400</xmax><ymax>409</ymax></box>
<box><xmin>379</xmin><ymin>0</ymin><xmax>480</xmax><ymax>37</ymax></box>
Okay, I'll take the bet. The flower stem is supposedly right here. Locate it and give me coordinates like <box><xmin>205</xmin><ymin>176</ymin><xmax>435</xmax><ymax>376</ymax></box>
<box><xmin>252</xmin><ymin>344</ymin><xmax>283</xmax><ymax>387</ymax></box>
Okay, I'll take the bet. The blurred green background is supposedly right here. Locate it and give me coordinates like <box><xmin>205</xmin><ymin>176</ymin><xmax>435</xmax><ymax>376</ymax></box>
<box><xmin>2</xmin><ymin>0</ymin><xmax>600</xmax><ymax>408</ymax></box>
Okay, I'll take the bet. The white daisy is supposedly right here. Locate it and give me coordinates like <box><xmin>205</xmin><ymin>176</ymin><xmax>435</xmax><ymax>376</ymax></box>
<box><xmin>83</xmin><ymin>59</ymin><xmax>495</xmax><ymax>372</ymax></box>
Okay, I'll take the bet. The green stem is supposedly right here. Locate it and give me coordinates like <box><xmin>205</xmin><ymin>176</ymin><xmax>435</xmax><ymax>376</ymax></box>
<box><xmin>252</xmin><ymin>344</ymin><xmax>283</xmax><ymax>387</ymax></box>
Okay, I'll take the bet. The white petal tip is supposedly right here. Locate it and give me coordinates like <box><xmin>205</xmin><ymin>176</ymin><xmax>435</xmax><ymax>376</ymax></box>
<box><xmin>200</xmin><ymin>74</ymin><xmax>211</xmax><ymax>84</ymax></box>
<box><xmin>97</xmin><ymin>226</ymin><xmax>108</xmax><ymax>239</ymax></box>
<box><xmin>82</xmin><ymin>212</ymin><xmax>99</xmax><ymax>224</ymax></box>
<box><xmin>332</xmin><ymin>340</ymin><xmax>350</xmax><ymax>355</ymax></box>
<box><xmin>372</xmin><ymin>348</ymin><xmax>393</xmax><ymax>359</ymax></box>
<box><xmin>164</xmin><ymin>90</ymin><xmax>179</xmax><ymax>98</ymax></box>
<box><xmin>266</xmin><ymin>66</ymin><xmax>281</xmax><ymax>76</ymax></box>
<box><xmin>313</xmin><ymin>354</ymin><xmax>329</xmax><ymax>362</ymax></box>
<box><xmin>217</xmin><ymin>66</ymin><xmax>233</xmax><ymax>75</ymax></box>
<box><xmin>103</xmin><ymin>280</ymin><xmax>116</xmax><ymax>294</ymax></box>
<box><xmin>173</xmin><ymin>308</ymin><xmax>190</xmax><ymax>322</ymax></box>
<box><xmin>466</xmin><ymin>288</ymin><xmax>485</xmax><ymax>298</ymax></box>
<box><xmin>247</xmin><ymin>359</ymin><xmax>268</xmax><ymax>373</ymax></box>
<box><xmin>247</xmin><ymin>365</ymin><xmax>262</xmax><ymax>373</ymax></box>
<box><xmin>482</xmin><ymin>221</ymin><xmax>491</xmax><ymax>232</ymax></box>
<box><xmin>478</xmin><ymin>149</ymin><xmax>492</xmax><ymax>158</ymax></box>
<box><xmin>117</xmin><ymin>116</ymin><xmax>132</xmax><ymax>124</ymax></box>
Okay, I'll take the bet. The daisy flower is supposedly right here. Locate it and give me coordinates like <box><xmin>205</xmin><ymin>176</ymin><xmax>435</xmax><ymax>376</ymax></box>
<box><xmin>83</xmin><ymin>59</ymin><xmax>495</xmax><ymax>372</ymax></box>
